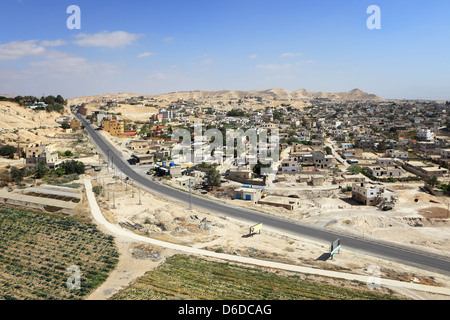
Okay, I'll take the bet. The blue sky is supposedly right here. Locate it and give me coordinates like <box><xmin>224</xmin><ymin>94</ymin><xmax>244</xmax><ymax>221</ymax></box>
<box><xmin>1</xmin><ymin>0</ymin><xmax>449</xmax><ymax>99</ymax></box>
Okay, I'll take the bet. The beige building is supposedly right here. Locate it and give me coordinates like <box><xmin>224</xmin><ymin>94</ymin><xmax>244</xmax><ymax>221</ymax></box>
<box><xmin>234</xmin><ymin>187</ymin><xmax>263</xmax><ymax>203</ymax></box>
<box><xmin>102</xmin><ymin>119</ymin><xmax>124</xmax><ymax>136</ymax></box>
<box><xmin>352</xmin><ymin>182</ymin><xmax>398</xmax><ymax>206</ymax></box>
<box><xmin>25</xmin><ymin>142</ymin><xmax>59</xmax><ymax>168</ymax></box>
<box><xmin>229</xmin><ymin>170</ymin><xmax>253</xmax><ymax>180</ymax></box>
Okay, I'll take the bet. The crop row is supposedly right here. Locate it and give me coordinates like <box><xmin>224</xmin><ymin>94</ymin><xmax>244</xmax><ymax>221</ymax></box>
<box><xmin>0</xmin><ymin>206</ymin><xmax>119</xmax><ymax>300</ymax></box>
<box><xmin>111</xmin><ymin>255</ymin><xmax>397</xmax><ymax>300</ymax></box>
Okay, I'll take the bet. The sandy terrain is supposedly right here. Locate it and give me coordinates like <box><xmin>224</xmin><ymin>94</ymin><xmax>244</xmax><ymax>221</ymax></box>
<box><xmin>201</xmin><ymin>183</ymin><xmax>450</xmax><ymax>258</ymax></box>
<box><xmin>0</xmin><ymin>101</ymin><xmax>70</xmax><ymax>131</ymax></box>
<box><xmin>86</xmin><ymin>174</ymin><xmax>450</xmax><ymax>300</ymax></box>
<box><xmin>67</xmin><ymin>88</ymin><xmax>382</xmax><ymax>112</ymax></box>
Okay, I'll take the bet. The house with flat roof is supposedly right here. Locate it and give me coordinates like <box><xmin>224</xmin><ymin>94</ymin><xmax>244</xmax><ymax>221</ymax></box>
<box><xmin>352</xmin><ymin>182</ymin><xmax>397</xmax><ymax>206</ymax></box>
<box><xmin>234</xmin><ymin>187</ymin><xmax>263</xmax><ymax>203</ymax></box>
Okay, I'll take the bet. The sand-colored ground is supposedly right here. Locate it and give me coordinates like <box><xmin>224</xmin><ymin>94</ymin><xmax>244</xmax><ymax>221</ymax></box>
<box><xmin>0</xmin><ymin>101</ymin><xmax>70</xmax><ymax>131</ymax></box>
<box><xmin>86</xmin><ymin>174</ymin><xmax>450</xmax><ymax>300</ymax></box>
<box><xmin>163</xmin><ymin>176</ymin><xmax>449</xmax><ymax>258</ymax></box>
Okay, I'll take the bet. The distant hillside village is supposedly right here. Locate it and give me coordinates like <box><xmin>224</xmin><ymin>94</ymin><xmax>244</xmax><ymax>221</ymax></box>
<box><xmin>1</xmin><ymin>90</ymin><xmax>450</xmax><ymax>214</ymax></box>
<box><xmin>66</xmin><ymin>94</ymin><xmax>450</xmax><ymax>210</ymax></box>
<box><xmin>0</xmin><ymin>95</ymin><xmax>67</xmax><ymax>113</ymax></box>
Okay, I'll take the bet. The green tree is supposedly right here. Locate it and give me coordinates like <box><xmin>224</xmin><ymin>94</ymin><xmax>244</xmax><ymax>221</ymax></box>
<box><xmin>35</xmin><ymin>161</ymin><xmax>48</xmax><ymax>179</ymax></box>
<box><xmin>226</xmin><ymin>109</ymin><xmax>245</xmax><ymax>117</ymax></box>
<box><xmin>347</xmin><ymin>165</ymin><xmax>363</xmax><ymax>175</ymax></box>
<box><xmin>92</xmin><ymin>185</ymin><xmax>102</xmax><ymax>196</ymax></box>
<box><xmin>428</xmin><ymin>176</ymin><xmax>439</xmax><ymax>187</ymax></box>
<box><xmin>206</xmin><ymin>166</ymin><xmax>221</xmax><ymax>187</ymax></box>
<box><xmin>0</xmin><ymin>145</ymin><xmax>17</xmax><ymax>159</ymax></box>
<box><xmin>60</xmin><ymin>160</ymin><xmax>85</xmax><ymax>175</ymax></box>
<box><xmin>376</xmin><ymin>140</ymin><xmax>388</xmax><ymax>153</ymax></box>
<box><xmin>55</xmin><ymin>95</ymin><xmax>66</xmax><ymax>105</ymax></box>
<box><xmin>55</xmin><ymin>168</ymin><xmax>66</xmax><ymax>177</ymax></box>
<box><xmin>253</xmin><ymin>160</ymin><xmax>271</xmax><ymax>176</ymax></box>
<box><xmin>10</xmin><ymin>167</ymin><xmax>23</xmax><ymax>184</ymax></box>
<box><xmin>64</xmin><ymin>150</ymin><xmax>74</xmax><ymax>157</ymax></box>
<box><xmin>61</xmin><ymin>121</ymin><xmax>71</xmax><ymax>130</ymax></box>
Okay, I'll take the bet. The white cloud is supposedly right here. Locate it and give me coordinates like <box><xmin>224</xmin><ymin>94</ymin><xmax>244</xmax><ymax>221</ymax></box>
<box><xmin>149</xmin><ymin>72</ymin><xmax>168</xmax><ymax>80</ymax></box>
<box><xmin>164</xmin><ymin>37</ymin><xmax>174</xmax><ymax>43</ymax></box>
<box><xmin>249</xmin><ymin>54</ymin><xmax>257</xmax><ymax>59</ymax></box>
<box><xmin>29</xmin><ymin>51</ymin><xmax>92</xmax><ymax>74</ymax></box>
<box><xmin>200</xmin><ymin>58</ymin><xmax>214</xmax><ymax>65</ymax></box>
<box><xmin>281</xmin><ymin>52</ymin><xmax>303</xmax><ymax>58</ymax></box>
<box><xmin>137</xmin><ymin>52</ymin><xmax>156</xmax><ymax>58</ymax></box>
<box><xmin>73</xmin><ymin>31</ymin><xmax>142</xmax><ymax>48</ymax></box>
<box><xmin>40</xmin><ymin>39</ymin><xmax>67</xmax><ymax>47</ymax></box>
<box><xmin>256</xmin><ymin>63</ymin><xmax>294</xmax><ymax>71</ymax></box>
<box><xmin>0</xmin><ymin>40</ymin><xmax>46</xmax><ymax>61</ymax></box>
<box><xmin>256</xmin><ymin>60</ymin><xmax>316</xmax><ymax>71</ymax></box>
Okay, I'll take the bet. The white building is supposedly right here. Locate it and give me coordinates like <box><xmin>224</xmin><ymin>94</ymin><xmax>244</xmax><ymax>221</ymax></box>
<box><xmin>386</xmin><ymin>149</ymin><xmax>409</xmax><ymax>159</ymax></box>
<box><xmin>441</xmin><ymin>148</ymin><xmax>450</xmax><ymax>159</ymax></box>
<box><xmin>417</xmin><ymin>129</ymin><xmax>434</xmax><ymax>141</ymax></box>
<box><xmin>280</xmin><ymin>159</ymin><xmax>301</xmax><ymax>172</ymax></box>
<box><xmin>352</xmin><ymin>182</ymin><xmax>398</xmax><ymax>206</ymax></box>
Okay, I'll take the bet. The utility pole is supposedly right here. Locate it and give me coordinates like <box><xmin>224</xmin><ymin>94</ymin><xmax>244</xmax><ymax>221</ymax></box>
<box><xmin>107</xmin><ymin>149</ymin><xmax>110</xmax><ymax>173</ymax></box>
<box><xmin>138</xmin><ymin>188</ymin><xmax>142</xmax><ymax>205</ymax></box>
<box><xmin>189</xmin><ymin>178</ymin><xmax>192</xmax><ymax>210</ymax></box>
<box><xmin>131</xmin><ymin>179</ymin><xmax>134</xmax><ymax>198</ymax></box>
<box><xmin>112</xmin><ymin>191</ymin><xmax>116</xmax><ymax>209</ymax></box>
<box><xmin>447</xmin><ymin>198</ymin><xmax>449</xmax><ymax>219</ymax></box>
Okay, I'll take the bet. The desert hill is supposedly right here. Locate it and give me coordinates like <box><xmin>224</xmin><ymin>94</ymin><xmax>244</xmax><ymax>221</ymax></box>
<box><xmin>0</xmin><ymin>101</ymin><xmax>70</xmax><ymax>131</ymax></box>
<box><xmin>68</xmin><ymin>88</ymin><xmax>383</xmax><ymax>105</ymax></box>
<box><xmin>151</xmin><ymin>88</ymin><xmax>383</xmax><ymax>101</ymax></box>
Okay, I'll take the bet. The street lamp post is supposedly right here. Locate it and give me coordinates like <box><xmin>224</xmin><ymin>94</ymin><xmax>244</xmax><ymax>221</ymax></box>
<box><xmin>107</xmin><ymin>149</ymin><xmax>110</xmax><ymax>173</ymax></box>
<box><xmin>112</xmin><ymin>191</ymin><xmax>116</xmax><ymax>209</ymax></box>
<box><xmin>189</xmin><ymin>178</ymin><xmax>192</xmax><ymax>211</ymax></box>
<box><xmin>447</xmin><ymin>200</ymin><xmax>449</xmax><ymax>219</ymax></box>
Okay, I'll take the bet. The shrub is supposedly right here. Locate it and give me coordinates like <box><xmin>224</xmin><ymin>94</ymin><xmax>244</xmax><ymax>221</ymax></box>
<box><xmin>92</xmin><ymin>186</ymin><xmax>102</xmax><ymax>196</ymax></box>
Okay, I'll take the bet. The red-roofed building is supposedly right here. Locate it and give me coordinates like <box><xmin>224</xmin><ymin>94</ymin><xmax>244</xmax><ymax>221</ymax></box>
<box><xmin>122</xmin><ymin>132</ymin><xmax>137</xmax><ymax>137</ymax></box>
<box><xmin>152</xmin><ymin>126</ymin><xmax>165</xmax><ymax>137</ymax></box>
<box><xmin>151</xmin><ymin>114</ymin><xmax>163</xmax><ymax>121</ymax></box>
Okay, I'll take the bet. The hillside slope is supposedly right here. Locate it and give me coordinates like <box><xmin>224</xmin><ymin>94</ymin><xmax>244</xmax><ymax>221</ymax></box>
<box><xmin>0</xmin><ymin>101</ymin><xmax>69</xmax><ymax>131</ymax></box>
<box><xmin>68</xmin><ymin>88</ymin><xmax>383</xmax><ymax>105</ymax></box>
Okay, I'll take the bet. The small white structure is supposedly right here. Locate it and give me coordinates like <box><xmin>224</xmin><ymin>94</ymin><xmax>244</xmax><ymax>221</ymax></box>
<box><xmin>417</xmin><ymin>129</ymin><xmax>434</xmax><ymax>141</ymax></box>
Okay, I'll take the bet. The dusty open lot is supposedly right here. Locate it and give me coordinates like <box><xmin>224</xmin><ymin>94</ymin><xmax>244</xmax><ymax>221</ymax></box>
<box><xmin>86</xmin><ymin>174</ymin><xmax>450</xmax><ymax>300</ymax></box>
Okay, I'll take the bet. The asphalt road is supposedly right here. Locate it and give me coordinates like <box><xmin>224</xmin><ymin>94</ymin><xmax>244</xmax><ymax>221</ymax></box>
<box><xmin>77</xmin><ymin>114</ymin><xmax>450</xmax><ymax>276</ymax></box>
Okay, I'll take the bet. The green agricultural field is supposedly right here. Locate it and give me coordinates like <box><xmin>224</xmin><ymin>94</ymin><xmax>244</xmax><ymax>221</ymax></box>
<box><xmin>111</xmin><ymin>255</ymin><xmax>399</xmax><ymax>300</ymax></box>
<box><xmin>0</xmin><ymin>206</ymin><xmax>119</xmax><ymax>300</ymax></box>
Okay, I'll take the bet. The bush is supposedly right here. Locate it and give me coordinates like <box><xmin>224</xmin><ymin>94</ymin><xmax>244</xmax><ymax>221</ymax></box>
<box><xmin>60</xmin><ymin>160</ymin><xmax>85</xmax><ymax>175</ymax></box>
<box><xmin>92</xmin><ymin>186</ymin><xmax>102</xmax><ymax>196</ymax></box>
<box><xmin>341</xmin><ymin>186</ymin><xmax>352</xmax><ymax>193</ymax></box>
<box><xmin>61</xmin><ymin>121</ymin><xmax>70</xmax><ymax>130</ymax></box>
<box><xmin>206</xmin><ymin>167</ymin><xmax>221</xmax><ymax>187</ymax></box>
<box><xmin>0</xmin><ymin>145</ymin><xmax>17</xmax><ymax>159</ymax></box>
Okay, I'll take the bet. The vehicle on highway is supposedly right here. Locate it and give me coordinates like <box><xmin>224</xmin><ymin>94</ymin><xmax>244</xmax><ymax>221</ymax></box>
<box><xmin>127</xmin><ymin>158</ymin><xmax>137</xmax><ymax>165</ymax></box>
